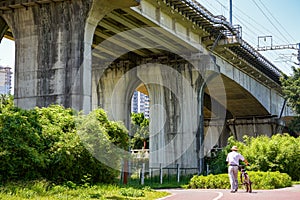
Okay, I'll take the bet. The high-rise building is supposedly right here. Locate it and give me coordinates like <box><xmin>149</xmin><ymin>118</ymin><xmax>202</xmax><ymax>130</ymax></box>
<box><xmin>0</xmin><ymin>66</ymin><xmax>13</xmax><ymax>95</ymax></box>
<box><xmin>131</xmin><ymin>90</ymin><xmax>150</xmax><ymax>118</ymax></box>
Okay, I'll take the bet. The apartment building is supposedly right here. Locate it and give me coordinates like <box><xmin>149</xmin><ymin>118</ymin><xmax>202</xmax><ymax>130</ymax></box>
<box><xmin>0</xmin><ymin>66</ymin><xmax>12</xmax><ymax>95</ymax></box>
<box><xmin>131</xmin><ymin>90</ymin><xmax>150</xmax><ymax>118</ymax></box>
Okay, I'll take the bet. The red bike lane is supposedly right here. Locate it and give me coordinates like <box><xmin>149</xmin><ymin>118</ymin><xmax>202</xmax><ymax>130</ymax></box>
<box><xmin>157</xmin><ymin>185</ymin><xmax>300</xmax><ymax>200</ymax></box>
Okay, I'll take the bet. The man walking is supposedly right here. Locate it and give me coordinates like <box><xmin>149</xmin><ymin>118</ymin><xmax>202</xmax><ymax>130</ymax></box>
<box><xmin>226</xmin><ymin>146</ymin><xmax>248</xmax><ymax>193</ymax></box>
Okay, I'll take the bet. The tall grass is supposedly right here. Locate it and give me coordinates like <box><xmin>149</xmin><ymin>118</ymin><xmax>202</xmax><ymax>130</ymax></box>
<box><xmin>127</xmin><ymin>175</ymin><xmax>191</xmax><ymax>189</ymax></box>
<box><xmin>0</xmin><ymin>180</ymin><xmax>169</xmax><ymax>200</ymax></box>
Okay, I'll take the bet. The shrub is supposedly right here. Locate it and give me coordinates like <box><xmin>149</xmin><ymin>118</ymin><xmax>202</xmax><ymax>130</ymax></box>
<box><xmin>208</xmin><ymin>135</ymin><xmax>300</xmax><ymax>181</ymax></box>
<box><xmin>0</xmin><ymin>96</ymin><xmax>129</xmax><ymax>184</ymax></box>
<box><xmin>188</xmin><ymin>174</ymin><xmax>230</xmax><ymax>189</ymax></box>
<box><xmin>237</xmin><ymin>134</ymin><xmax>300</xmax><ymax>181</ymax></box>
<box><xmin>249</xmin><ymin>171</ymin><xmax>292</xmax><ymax>189</ymax></box>
<box><xmin>0</xmin><ymin>107</ymin><xmax>46</xmax><ymax>181</ymax></box>
<box><xmin>119</xmin><ymin>187</ymin><xmax>145</xmax><ymax>197</ymax></box>
<box><xmin>188</xmin><ymin>171</ymin><xmax>292</xmax><ymax>189</ymax></box>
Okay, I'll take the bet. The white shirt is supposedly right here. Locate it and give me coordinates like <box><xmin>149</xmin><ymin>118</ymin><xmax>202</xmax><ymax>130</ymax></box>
<box><xmin>226</xmin><ymin>151</ymin><xmax>245</xmax><ymax>166</ymax></box>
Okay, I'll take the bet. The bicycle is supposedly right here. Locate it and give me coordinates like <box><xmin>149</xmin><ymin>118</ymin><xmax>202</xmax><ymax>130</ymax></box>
<box><xmin>239</xmin><ymin>165</ymin><xmax>252</xmax><ymax>193</ymax></box>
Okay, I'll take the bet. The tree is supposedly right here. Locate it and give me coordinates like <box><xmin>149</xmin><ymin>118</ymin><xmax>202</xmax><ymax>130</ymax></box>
<box><xmin>280</xmin><ymin>66</ymin><xmax>300</xmax><ymax>132</ymax></box>
<box><xmin>130</xmin><ymin>113</ymin><xmax>149</xmax><ymax>149</ymax></box>
<box><xmin>0</xmin><ymin>97</ymin><xmax>129</xmax><ymax>183</ymax></box>
<box><xmin>0</xmin><ymin>94</ymin><xmax>14</xmax><ymax>112</ymax></box>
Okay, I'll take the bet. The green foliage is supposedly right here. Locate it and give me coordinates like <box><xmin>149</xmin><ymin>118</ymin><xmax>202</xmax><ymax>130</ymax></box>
<box><xmin>249</xmin><ymin>171</ymin><xmax>292</xmax><ymax>189</ymax></box>
<box><xmin>0</xmin><ymin>94</ymin><xmax>14</xmax><ymax>112</ymax></box>
<box><xmin>0</xmin><ymin>180</ymin><xmax>168</xmax><ymax>200</ymax></box>
<box><xmin>281</xmin><ymin>66</ymin><xmax>300</xmax><ymax>114</ymax></box>
<box><xmin>188</xmin><ymin>174</ymin><xmax>230</xmax><ymax>189</ymax></box>
<box><xmin>0</xmin><ymin>102</ymin><xmax>46</xmax><ymax>181</ymax></box>
<box><xmin>92</xmin><ymin>109</ymin><xmax>129</xmax><ymax>150</ymax></box>
<box><xmin>288</xmin><ymin>116</ymin><xmax>300</xmax><ymax>132</ymax></box>
<box><xmin>206</xmin><ymin>149</ymin><xmax>228</xmax><ymax>175</ymax></box>
<box><xmin>211</xmin><ymin>135</ymin><xmax>300</xmax><ymax>181</ymax></box>
<box><xmin>119</xmin><ymin>187</ymin><xmax>145</xmax><ymax>197</ymax></box>
<box><xmin>76</xmin><ymin>110</ymin><xmax>127</xmax><ymax>182</ymax></box>
<box><xmin>241</xmin><ymin>134</ymin><xmax>300</xmax><ymax>181</ymax></box>
<box><xmin>0</xmin><ymin>97</ymin><xmax>130</xmax><ymax>184</ymax></box>
<box><xmin>280</xmin><ymin>66</ymin><xmax>300</xmax><ymax>132</ymax></box>
<box><xmin>188</xmin><ymin>171</ymin><xmax>292</xmax><ymax>189</ymax></box>
<box><xmin>130</xmin><ymin>113</ymin><xmax>149</xmax><ymax>149</ymax></box>
<box><xmin>127</xmin><ymin>175</ymin><xmax>192</xmax><ymax>189</ymax></box>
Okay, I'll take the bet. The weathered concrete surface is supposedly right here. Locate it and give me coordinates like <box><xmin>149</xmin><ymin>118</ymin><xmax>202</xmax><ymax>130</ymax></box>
<box><xmin>216</xmin><ymin>56</ymin><xmax>293</xmax><ymax>118</ymax></box>
<box><xmin>94</xmin><ymin>59</ymin><xmax>208</xmax><ymax>171</ymax></box>
<box><xmin>130</xmin><ymin>0</ymin><xmax>293</xmax><ymax>119</ymax></box>
<box><xmin>1</xmin><ymin>0</ymin><xmax>139</xmax><ymax>113</ymax></box>
<box><xmin>92</xmin><ymin>51</ymin><xmax>290</xmax><ymax>170</ymax></box>
<box><xmin>0</xmin><ymin>0</ymin><xmax>294</xmax><ymax>172</ymax></box>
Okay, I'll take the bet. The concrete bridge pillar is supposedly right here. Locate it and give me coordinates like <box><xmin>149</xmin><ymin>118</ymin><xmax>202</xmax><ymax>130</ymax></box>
<box><xmin>139</xmin><ymin>64</ymin><xmax>200</xmax><ymax>170</ymax></box>
<box><xmin>94</xmin><ymin>57</ymin><xmax>211</xmax><ymax>173</ymax></box>
<box><xmin>1</xmin><ymin>0</ymin><xmax>138</xmax><ymax>113</ymax></box>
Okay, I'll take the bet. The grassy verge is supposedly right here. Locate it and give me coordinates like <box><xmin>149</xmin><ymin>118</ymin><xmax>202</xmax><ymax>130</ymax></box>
<box><xmin>126</xmin><ymin>176</ymin><xmax>190</xmax><ymax>189</ymax></box>
<box><xmin>292</xmin><ymin>181</ymin><xmax>300</xmax><ymax>185</ymax></box>
<box><xmin>0</xmin><ymin>180</ymin><xmax>169</xmax><ymax>200</ymax></box>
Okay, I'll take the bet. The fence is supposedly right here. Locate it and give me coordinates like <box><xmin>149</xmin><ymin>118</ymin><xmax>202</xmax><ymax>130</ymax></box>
<box><xmin>121</xmin><ymin>160</ymin><xmax>197</xmax><ymax>185</ymax></box>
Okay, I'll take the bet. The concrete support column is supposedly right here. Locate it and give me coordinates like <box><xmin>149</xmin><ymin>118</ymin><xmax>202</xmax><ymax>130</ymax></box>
<box><xmin>146</xmin><ymin>83</ymin><xmax>167</xmax><ymax>166</ymax></box>
<box><xmin>196</xmin><ymin>83</ymin><xmax>205</xmax><ymax>174</ymax></box>
<box><xmin>2</xmin><ymin>0</ymin><xmax>138</xmax><ymax>113</ymax></box>
<box><xmin>95</xmin><ymin>61</ymin><xmax>204</xmax><ymax>170</ymax></box>
<box><xmin>190</xmin><ymin>53</ymin><xmax>224</xmax><ymax>174</ymax></box>
<box><xmin>93</xmin><ymin>54</ymin><xmax>215</xmax><ymax>171</ymax></box>
<box><xmin>136</xmin><ymin>63</ymin><xmax>202</xmax><ymax>170</ymax></box>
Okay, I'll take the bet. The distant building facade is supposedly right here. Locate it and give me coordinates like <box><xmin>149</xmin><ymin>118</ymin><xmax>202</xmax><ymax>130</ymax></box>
<box><xmin>0</xmin><ymin>66</ymin><xmax>13</xmax><ymax>95</ymax></box>
<box><xmin>131</xmin><ymin>91</ymin><xmax>150</xmax><ymax>118</ymax></box>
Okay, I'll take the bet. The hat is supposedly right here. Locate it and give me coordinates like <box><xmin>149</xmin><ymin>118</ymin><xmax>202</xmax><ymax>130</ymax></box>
<box><xmin>231</xmin><ymin>146</ymin><xmax>238</xmax><ymax>151</ymax></box>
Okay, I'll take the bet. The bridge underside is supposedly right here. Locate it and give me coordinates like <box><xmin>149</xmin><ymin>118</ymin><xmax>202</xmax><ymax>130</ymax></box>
<box><xmin>0</xmin><ymin>0</ymin><xmax>289</xmax><ymax>173</ymax></box>
<box><xmin>93</xmin><ymin>53</ymin><xmax>281</xmax><ymax>167</ymax></box>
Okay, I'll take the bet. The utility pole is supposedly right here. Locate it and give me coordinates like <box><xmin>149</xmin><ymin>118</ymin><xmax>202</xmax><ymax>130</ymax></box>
<box><xmin>229</xmin><ymin>0</ymin><xmax>233</xmax><ymax>24</ymax></box>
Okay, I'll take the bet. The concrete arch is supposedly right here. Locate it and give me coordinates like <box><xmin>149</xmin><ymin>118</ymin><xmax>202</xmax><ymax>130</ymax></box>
<box><xmin>94</xmin><ymin>61</ymin><xmax>200</xmax><ymax>169</ymax></box>
<box><xmin>216</xmin><ymin>74</ymin><xmax>269</xmax><ymax>118</ymax></box>
<box><xmin>218</xmin><ymin>61</ymin><xmax>286</xmax><ymax>118</ymax></box>
<box><xmin>92</xmin><ymin>52</ymin><xmax>229</xmax><ymax>173</ymax></box>
<box><xmin>94</xmin><ymin>63</ymin><xmax>142</xmax><ymax>128</ymax></box>
<box><xmin>201</xmin><ymin>69</ymin><xmax>283</xmax><ymax>152</ymax></box>
<box><xmin>0</xmin><ymin>16</ymin><xmax>10</xmax><ymax>42</ymax></box>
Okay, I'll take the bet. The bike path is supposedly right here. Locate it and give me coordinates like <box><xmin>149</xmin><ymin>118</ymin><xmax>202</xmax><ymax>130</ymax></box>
<box><xmin>157</xmin><ymin>184</ymin><xmax>300</xmax><ymax>200</ymax></box>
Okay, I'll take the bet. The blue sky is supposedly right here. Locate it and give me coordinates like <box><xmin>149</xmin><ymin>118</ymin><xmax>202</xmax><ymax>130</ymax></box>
<box><xmin>0</xmin><ymin>0</ymin><xmax>299</xmax><ymax>75</ymax></box>
<box><xmin>0</xmin><ymin>38</ymin><xmax>14</xmax><ymax>68</ymax></box>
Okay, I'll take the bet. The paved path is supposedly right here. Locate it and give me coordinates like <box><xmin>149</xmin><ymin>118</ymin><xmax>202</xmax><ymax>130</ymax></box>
<box><xmin>157</xmin><ymin>185</ymin><xmax>300</xmax><ymax>200</ymax></box>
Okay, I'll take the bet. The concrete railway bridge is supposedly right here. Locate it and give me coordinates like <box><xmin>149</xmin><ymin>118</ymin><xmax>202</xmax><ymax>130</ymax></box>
<box><xmin>0</xmin><ymin>0</ymin><xmax>294</xmax><ymax>173</ymax></box>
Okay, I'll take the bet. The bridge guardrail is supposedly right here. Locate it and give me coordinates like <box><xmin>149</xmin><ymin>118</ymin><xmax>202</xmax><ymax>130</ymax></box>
<box><xmin>170</xmin><ymin>0</ymin><xmax>283</xmax><ymax>82</ymax></box>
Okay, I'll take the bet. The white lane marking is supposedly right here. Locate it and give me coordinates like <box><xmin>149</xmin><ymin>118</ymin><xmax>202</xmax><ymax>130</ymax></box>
<box><xmin>156</xmin><ymin>189</ymin><xmax>224</xmax><ymax>200</ymax></box>
<box><xmin>213</xmin><ymin>192</ymin><xmax>223</xmax><ymax>200</ymax></box>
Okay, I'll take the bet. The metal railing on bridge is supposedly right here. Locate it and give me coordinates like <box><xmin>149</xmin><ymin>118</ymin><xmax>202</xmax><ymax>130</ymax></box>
<box><xmin>165</xmin><ymin>0</ymin><xmax>282</xmax><ymax>83</ymax></box>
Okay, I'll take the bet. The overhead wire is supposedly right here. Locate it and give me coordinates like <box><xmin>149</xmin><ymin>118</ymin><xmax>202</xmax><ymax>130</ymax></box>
<box><xmin>213</xmin><ymin>0</ymin><xmax>283</xmax><ymax>62</ymax></box>
<box><xmin>251</xmin><ymin>0</ymin><xmax>291</xmax><ymax>44</ymax></box>
<box><xmin>201</xmin><ymin>0</ymin><xmax>220</xmax><ymax>14</ymax></box>
<box><xmin>253</xmin><ymin>0</ymin><xmax>298</xmax><ymax>70</ymax></box>
<box><xmin>257</xmin><ymin>0</ymin><xmax>296</xmax><ymax>43</ymax></box>
<box><xmin>199</xmin><ymin>0</ymin><xmax>293</xmax><ymax>71</ymax></box>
